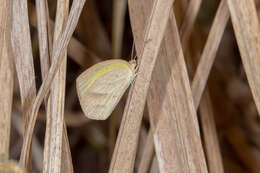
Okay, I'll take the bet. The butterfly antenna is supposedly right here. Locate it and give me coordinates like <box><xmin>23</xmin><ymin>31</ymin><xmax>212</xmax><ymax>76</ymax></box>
<box><xmin>130</xmin><ymin>42</ymin><xmax>138</xmax><ymax>61</ymax></box>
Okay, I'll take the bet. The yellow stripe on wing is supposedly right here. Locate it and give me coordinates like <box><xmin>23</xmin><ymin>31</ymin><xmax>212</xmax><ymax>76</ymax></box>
<box><xmin>82</xmin><ymin>63</ymin><xmax>131</xmax><ymax>94</ymax></box>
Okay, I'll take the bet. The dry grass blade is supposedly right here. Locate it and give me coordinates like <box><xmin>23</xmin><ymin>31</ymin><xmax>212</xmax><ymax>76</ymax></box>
<box><xmin>153</xmin><ymin>10</ymin><xmax>208</xmax><ymax>172</ymax></box>
<box><xmin>199</xmin><ymin>91</ymin><xmax>224</xmax><ymax>173</ymax></box>
<box><xmin>131</xmin><ymin>0</ymin><xmax>208</xmax><ymax>172</ymax></box>
<box><xmin>109</xmin><ymin>0</ymin><xmax>128</xmax><ymax>158</ymax></box>
<box><xmin>35</xmin><ymin>2</ymin><xmax>51</xmax><ymax>170</ymax></box>
<box><xmin>20</xmin><ymin>0</ymin><xmax>86</xmax><ymax>168</ymax></box>
<box><xmin>12</xmin><ymin>112</ymin><xmax>43</xmax><ymax>171</ymax></box>
<box><xmin>137</xmin><ymin>0</ymin><xmax>227</xmax><ymax>171</ymax></box>
<box><xmin>177</xmin><ymin>1</ymin><xmax>227</xmax><ymax>172</ymax></box>
<box><xmin>34</xmin><ymin>1</ymin><xmax>74</xmax><ymax>170</ymax></box>
<box><xmin>184</xmin><ymin>2</ymin><xmax>229</xmax><ymax>172</ymax></box>
<box><xmin>137</xmin><ymin>131</ymin><xmax>154</xmax><ymax>173</ymax></box>
<box><xmin>11</xmin><ymin>0</ymin><xmax>36</xmax><ymax>170</ymax></box>
<box><xmin>180</xmin><ymin>0</ymin><xmax>202</xmax><ymax>47</ymax></box>
<box><xmin>0</xmin><ymin>0</ymin><xmax>13</xmax><ymax>158</ymax></box>
<box><xmin>109</xmin><ymin>0</ymin><xmax>175</xmax><ymax>172</ymax></box>
<box><xmin>130</xmin><ymin>0</ymin><xmax>180</xmax><ymax>171</ymax></box>
<box><xmin>11</xmin><ymin>0</ymin><xmax>36</xmax><ymax>132</ymax></box>
<box><xmin>36</xmin><ymin>0</ymin><xmax>51</xmax><ymax>80</ymax></box>
<box><xmin>137</xmin><ymin>115</ymin><xmax>157</xmax><ymax>172</ymax></box>
<box><xmin>0</xmin><ymin>0</ymin><xmax>9</xmax><ymax>62</ymax></box>
<box><xmin>60</xmin><ymin>125</ymin><xmax>74</xmax><ymax>173</ymax></box>
<box><xmin>227</xmin><ymin>0</ymin><xmax>260</xmax><ymax>115</ymax></box>
<box><xmin>192</xmin><ymin>0</ymin><xmax>230</xmax><ymax>109</ymax></box>
<box><xmin>150</xmin><ymin>156</ymin><xmax>159</xmax><ymax>173</ymax></box>
<box><xmin>42</xmin><ymin>0</ymin><xmax>71</xmax><ymax>172</ymax></box>
<box><xmin>35</xmin><ymin>0</ymin><xmax>73</xmax><ymax>172</ymax></box>
<box><xmin>136</xmin><ymin>1</ymin><xmax>195</xmax><ymax>170</ymax></box>
<box><xmin>135</xmin><ymin>127</ymin><xmax>148</xmax><ymax>171</ymax></box>
<box><xmin>0</xmin><ymin>39</ymin><xmax>13</xmax><ymax>159</ymax></box>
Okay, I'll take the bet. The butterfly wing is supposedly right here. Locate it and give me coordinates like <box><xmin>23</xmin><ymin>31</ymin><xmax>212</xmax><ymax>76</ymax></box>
<box><xmin>76</xmin><ymin>60</ymin><xmax>135</xmax><ymax>120</ymax></box>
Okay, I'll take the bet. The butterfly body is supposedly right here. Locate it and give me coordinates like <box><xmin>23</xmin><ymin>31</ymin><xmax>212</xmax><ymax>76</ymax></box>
<box><xmin>76</xmin><ymin>59</ymin><xmax>136</xmax><ymax>120</ymax></box>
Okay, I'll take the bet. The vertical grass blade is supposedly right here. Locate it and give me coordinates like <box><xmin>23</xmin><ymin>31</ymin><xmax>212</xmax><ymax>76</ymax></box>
<box><xmin>0</xmin><ymin>0</ymin><xmax>13</xmax><ymax>157</ymax></box>
<box><xmin>109</xmin><ymin>0</ymin><xmax>175</xmax><ymax>172</ymax></box>
<box><xmin>20</xmin><ymin>0</ymin><xmax>87</xmax><ymax>168</ymax></box>
<box><xmin>227</xmin><ymin>0</ymin><xmax>260</xmax><ymax>116</ymax></box>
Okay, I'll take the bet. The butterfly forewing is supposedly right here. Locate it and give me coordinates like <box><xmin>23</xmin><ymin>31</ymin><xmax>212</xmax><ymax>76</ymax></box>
<box><xmin>76</xmin><ymin>59</ymin><xmax>136</xmax><ymax>120</ymax></box>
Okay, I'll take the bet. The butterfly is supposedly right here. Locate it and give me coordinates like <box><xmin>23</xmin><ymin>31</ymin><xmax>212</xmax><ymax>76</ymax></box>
<box><xmin>76</xmin><ymin>59</ymin><xmax>136</xmax><ymax>120</ymax></box>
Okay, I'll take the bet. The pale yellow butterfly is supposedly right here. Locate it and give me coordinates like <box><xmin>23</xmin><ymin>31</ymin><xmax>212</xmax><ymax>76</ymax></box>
<box><xmin>76</xmin><ymin>59</ymin><xmax>136</xmax><ymax>120</ymax></box>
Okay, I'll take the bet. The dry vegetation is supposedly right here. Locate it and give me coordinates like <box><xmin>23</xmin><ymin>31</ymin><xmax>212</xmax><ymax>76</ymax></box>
<box><xmin>1</xmin><ymin>0</ymin><xmax>260</xmax><ymax>172</ymax></box>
